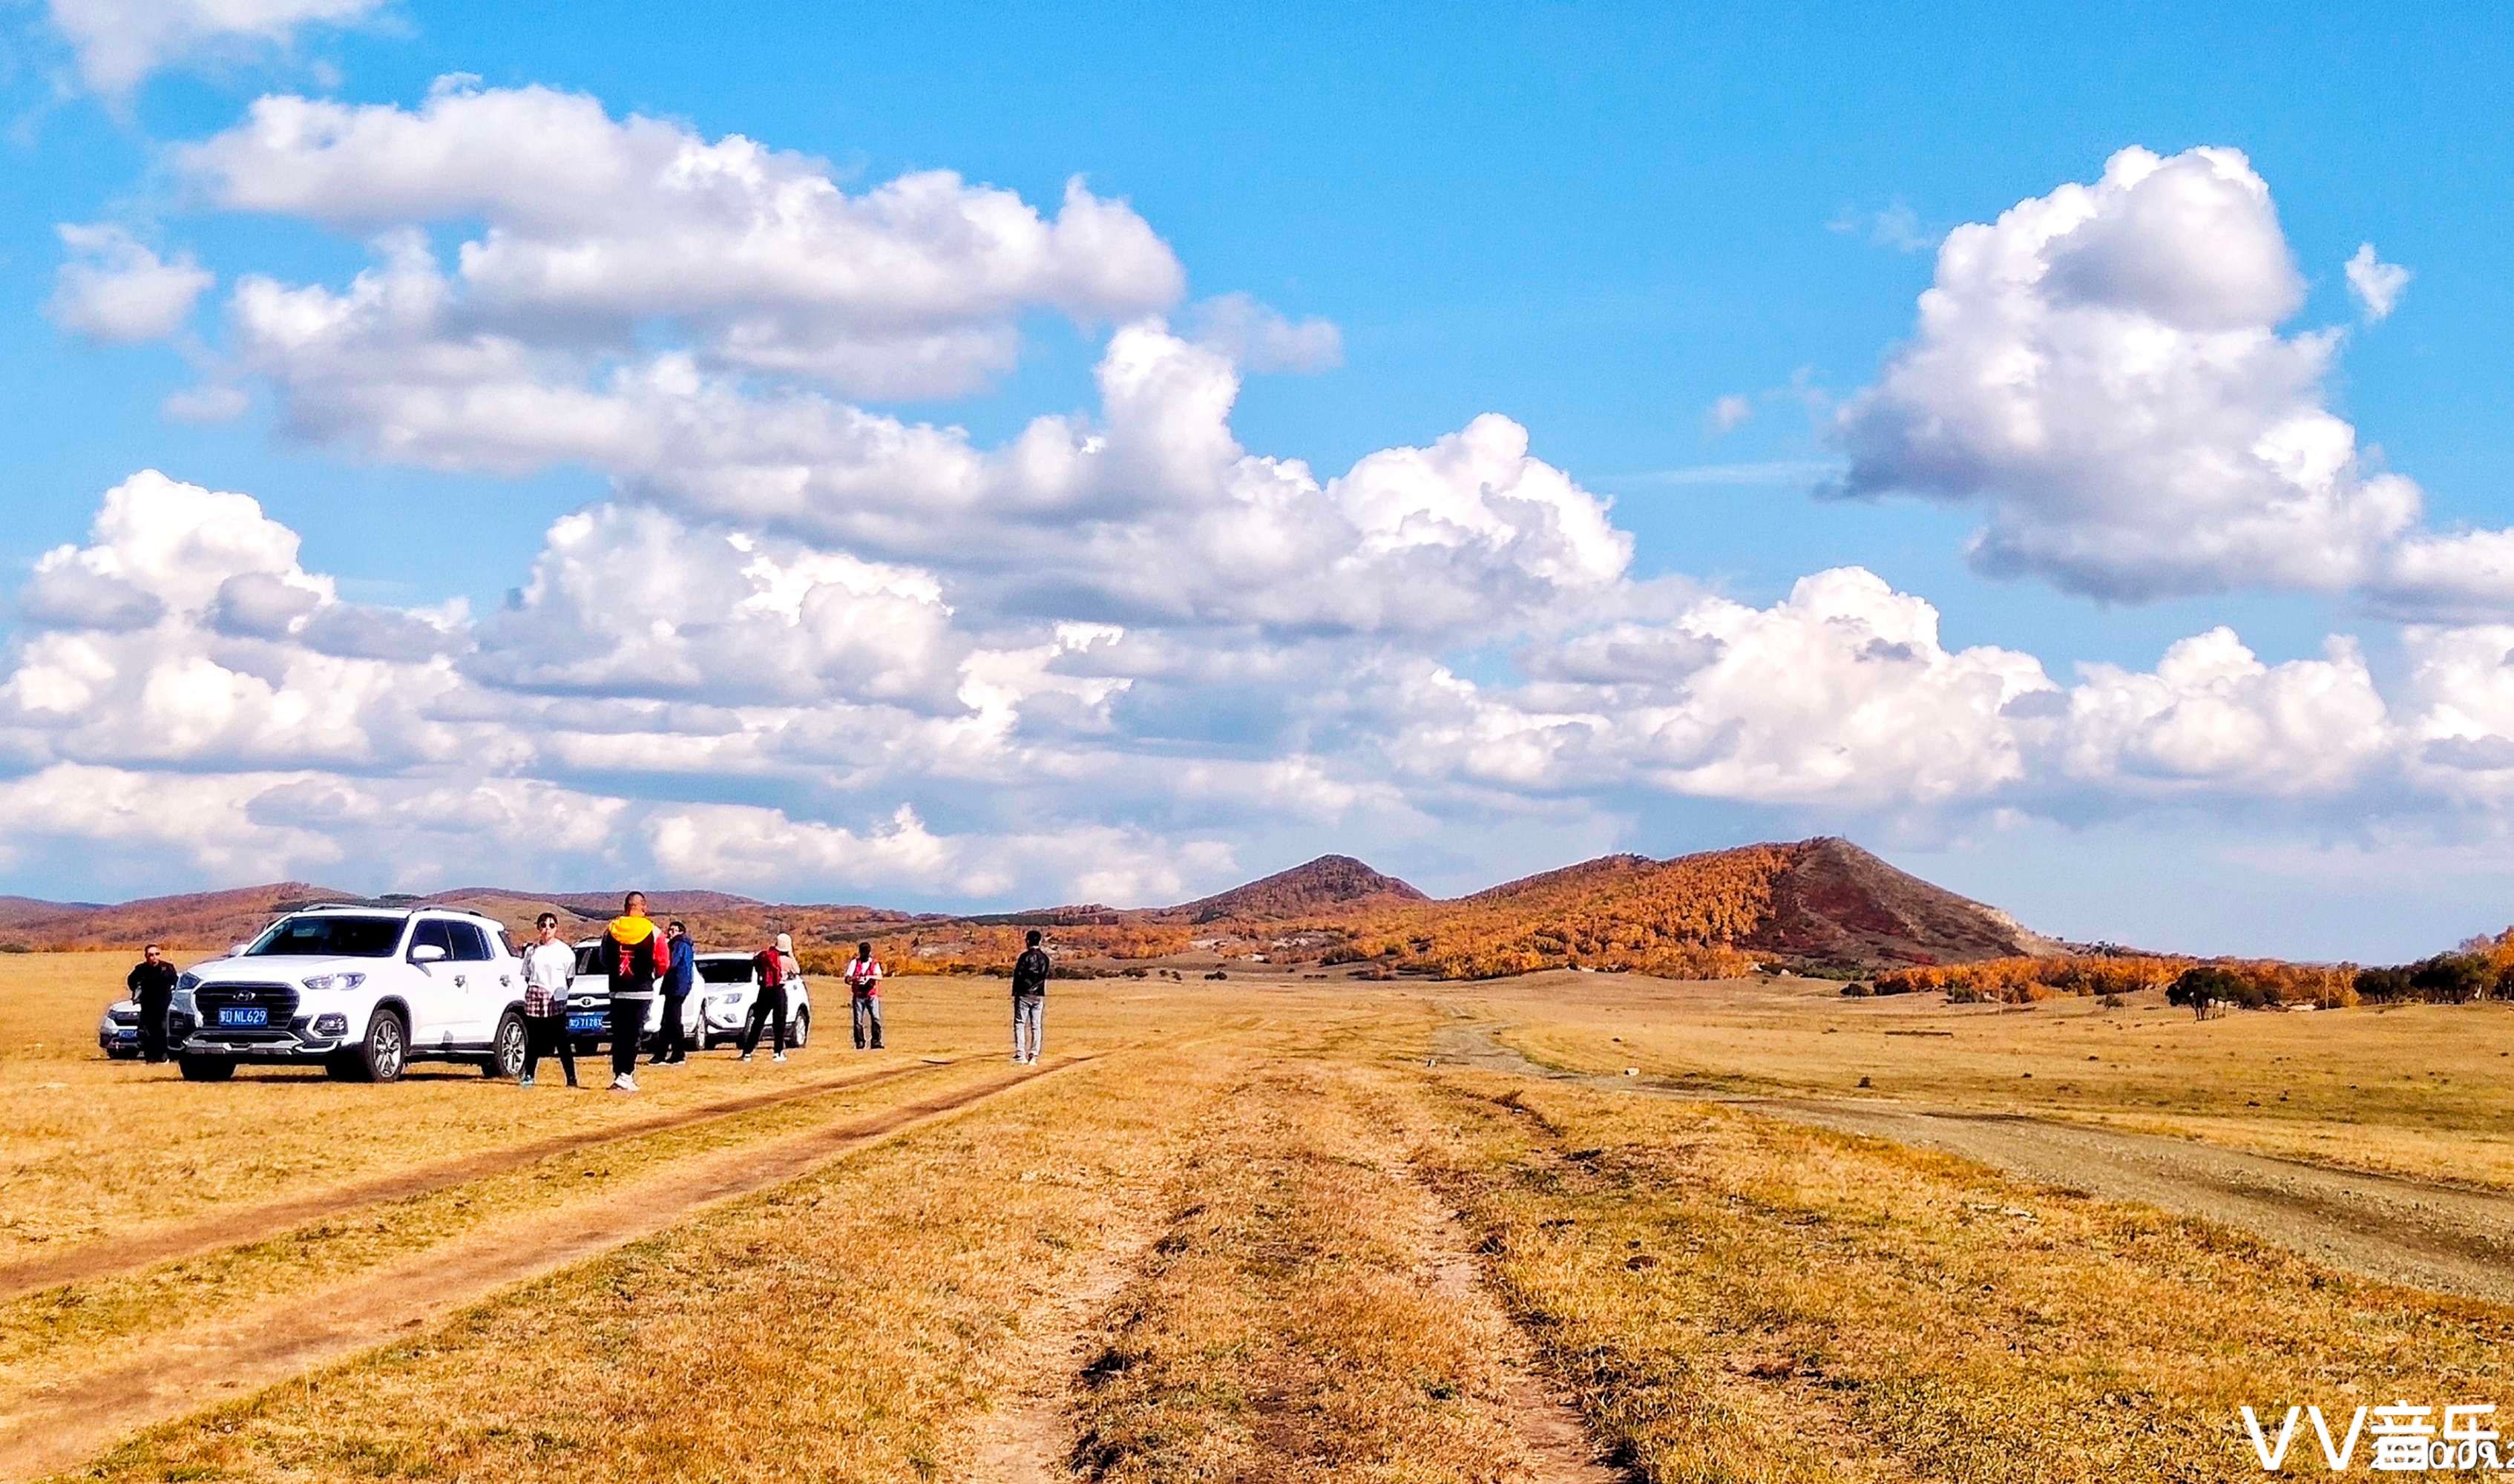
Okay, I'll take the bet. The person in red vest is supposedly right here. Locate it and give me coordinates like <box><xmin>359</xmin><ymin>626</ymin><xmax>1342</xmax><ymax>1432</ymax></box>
<box><xmin>844</xmin><ymin>940</ymin><xmax>885</xmax><ymax>1050</ymax></box>
<box><xmin>739</xmin><ymin>932</ymin><xmax>795</xmax><ymax>1063</ymax></box>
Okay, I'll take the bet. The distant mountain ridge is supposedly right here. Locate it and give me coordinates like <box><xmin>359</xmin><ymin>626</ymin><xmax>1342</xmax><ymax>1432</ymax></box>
<box><xmin>0</xmin><ymin>837</ymin><xmax>2054</xmax><ymax>976</ymax></box>
<box><xmin>1161</xmin><ymin>854</ymin><xmax>1428</xmax><ymax>922</ymax></box>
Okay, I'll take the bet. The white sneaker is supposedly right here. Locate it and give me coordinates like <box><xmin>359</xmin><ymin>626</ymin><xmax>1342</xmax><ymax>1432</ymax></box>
<box><xmin>737</xmin><ymin>1052</ymin><xmax>752</xmax><ymax>1062</ymax></box>
<box><xmin>611</xmin><ymin>1074</ymin><xmax>638</xmax><ymax>1093</ymax></box>
<box><xmin>772</xmin><ymin>1052</ymin><xmax>787</xmax><ymax>1063</ymax></box>
<box><xmin>519</xmin><ymin>1074</ymin><xmax>535</xmax><ymax>1088</ymax></box>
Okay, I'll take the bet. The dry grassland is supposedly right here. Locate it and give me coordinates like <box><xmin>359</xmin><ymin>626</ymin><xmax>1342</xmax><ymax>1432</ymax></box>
<box><xmin>0</xmin><ymin>953</ymin><xmax>1168</xmax><ymax>1257</ymax></box>
<box><xmin>59</xmin><ymin>1028</ymin><xmax>1257</xmax><ymax>1483</ymax></box>
<box><xmin>12</xmin><ymin>954</ymin><xmax>2514</xmax><ymax>1480</ymax></box>
<box><xmin>1074</xmin><ymin>1058</ymin><xmax>1543</xmax><ymax>1481</ymax></box>
<box><xmin>1421</xmin><ymin>1071</ymin><xmax>2514</xmax><ymax>1482</ymax></box>
<box><xmin>1471</xmin><ymin>969</ymin><xmax>2514</xmax><ymax>1187</ymax></box>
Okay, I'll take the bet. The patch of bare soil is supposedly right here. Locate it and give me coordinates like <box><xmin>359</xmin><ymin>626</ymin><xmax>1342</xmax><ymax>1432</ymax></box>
<box><xmin>1414</xmin><ymin>1201</ymin><xmax>1637</xmax><ymax>1484</ymax></box>
<box><xmin>0</xmin><ymin>1058</ymin><xmax>949</xmax><ymax>1302</ymax></box>
<box><xmin>0</xmin><ymin>1057</ymin><xmax>1087</xmax><ymax>1483</ymax></box>
<box><xmin>957</xmin><ymin>1204</ymin><xmax>1166</xmax><ymax>1483</ymax></box>
<box><xmin>1435</xmin><ymin>1020</ymin><xmax>2514</xmax><ymax>1306</ymax></box>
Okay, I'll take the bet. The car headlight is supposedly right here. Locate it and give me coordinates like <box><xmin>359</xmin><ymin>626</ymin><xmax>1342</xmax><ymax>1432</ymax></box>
<box><xmin>177</xmin><ymin>971</ymin><xmax>200</xmax><ymax>992</ymax></box>
<box><xmin>171</xmin><ymin>985</ymin><xmax>196</xmax><ymax>1015</ymax></box>
<box><xmin>302</xmin><ymin>972</ymin><xmax>367</xmax><ymax>994</ymax></box>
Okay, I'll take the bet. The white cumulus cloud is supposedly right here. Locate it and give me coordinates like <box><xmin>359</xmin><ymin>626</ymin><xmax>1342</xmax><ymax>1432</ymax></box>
<box><xmin>47</xmin><ymin>224</ymin><xmax>213</xmax><ymax>344</ymax></box>
<box><xmin>44</xmin><ymin>0</ymin><xmax>387</xmax><ymax>98</ymax></box>
<box><xmin>2346</xmin><ymin>243</ymin><xmax>2411</xmax><ymax>321</ymax></box>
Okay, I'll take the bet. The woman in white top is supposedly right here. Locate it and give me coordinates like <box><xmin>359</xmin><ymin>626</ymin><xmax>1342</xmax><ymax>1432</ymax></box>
<box><xmin>521</xmin><ymin>912</ymin><xmax>580</xmax><ymax>1088</ymax></box>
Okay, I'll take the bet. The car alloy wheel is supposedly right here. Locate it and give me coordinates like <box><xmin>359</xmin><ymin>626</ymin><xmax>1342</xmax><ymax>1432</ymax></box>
<box><xmin>364</xmin><ymin>1010</ymin><xmax>407</xmax><ymax>1083</ymax></box>
<box><xmin>487</xmin><ymin>1012</ymin><xmax>526</xmax><ymax>1078</ymax></box>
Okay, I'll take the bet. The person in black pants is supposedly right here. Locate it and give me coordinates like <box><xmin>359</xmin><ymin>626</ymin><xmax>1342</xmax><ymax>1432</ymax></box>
<box><xmin>597</xmin><ymin>891</ymin><xmax>667</xmax><ymax>1093</ymax></box>
<box><xmin>519</xmin><ymin>913</ymin><xmax>579</xmax><ymax>1088</ymax></box>
<box><xmin>738</xmin><ymin>933</ymin><xmax>793</xmax><ymax>1062</ymax></box>
<box><xmin>126</xmin><ymin>943</ymin><xmax>177</xmax><ymax>1063</ymax></box>
<box><xmin>652</xmin><ymin>919</ymin><xmax>695</xmax><ymax>1066</ymax></box>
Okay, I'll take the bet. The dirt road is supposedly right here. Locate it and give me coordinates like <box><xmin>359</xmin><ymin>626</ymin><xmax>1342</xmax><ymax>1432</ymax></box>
<box><xmin>0</xmin><ymin>1057</ymin><xmax>1088</xmax><ymax>1483</ymax></box>
<box><xmin>1434</xmin><ymin>1021</ymin><xmax>2514</xmax><ymax>1306</ymax></box>
<box><xmin>0</xmin><ymin>1057</ymin><xmax>953</xmax><ymax>1302</ymax></box>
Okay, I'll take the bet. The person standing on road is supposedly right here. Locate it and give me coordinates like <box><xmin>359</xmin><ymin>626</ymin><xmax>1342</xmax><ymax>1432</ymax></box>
<box><xmin>738</xmin><ymin>931</ymin><xmax>794</xmax><ymax>1063</ymax></box>
<box><xmin>600</xmin><ymin>891</ymin><xmax>667</xmax><ymax>1092</ymax></box>
<box><xmin>126</xmin><ymin>943</ymin><xmax>177</xmax><ymax>1064</ymax></box>
<box><xmin>1011</xmin><ymin>930</ymin><xmax>1050</xmax><ymax>1065</ymax></box>
<box><xmin>845</xmin><ymin>940</ymin><xmax>885</xmax><ymax>1050</ymax></box>
<box><xmin>520</xmin><ymin>912</ymin><xmax>579</xmax><ymax>1089</ymax></box>
<box><xmin>652</xmin><ymin>919</ymin><xmax>696</xmax><ymax>1066</ymax></box>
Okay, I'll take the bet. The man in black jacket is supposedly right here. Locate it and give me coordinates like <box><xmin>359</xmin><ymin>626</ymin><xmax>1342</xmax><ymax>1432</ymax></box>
<box><xmin>126</xmin><ymin>943</ymin><xmax>178</xmax><ymax>1063</ymax></box>
<box><xmin>1011</xmin><ymin>930</ymin><xmax>1049</xmax><ymax>1065</ymax></box>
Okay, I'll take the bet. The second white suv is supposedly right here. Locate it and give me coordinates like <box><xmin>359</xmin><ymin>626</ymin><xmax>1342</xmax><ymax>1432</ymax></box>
<box><xmin>171</xmin><ymin>905</ymin><xmax>529</xmax><ymax>1083</ymax></box>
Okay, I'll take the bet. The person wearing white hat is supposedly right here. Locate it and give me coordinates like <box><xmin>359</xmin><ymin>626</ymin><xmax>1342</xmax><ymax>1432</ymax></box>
<box><xmin>738</xmin><ymin>931</ymin><xmax>798</xmax><ymax>1063</ymax></box>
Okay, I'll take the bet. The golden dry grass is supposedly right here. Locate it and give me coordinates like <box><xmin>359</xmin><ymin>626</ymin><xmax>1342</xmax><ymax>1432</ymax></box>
<box><xmin>1469</xmin><ymin>969</ymin><xmax>2514</xmax><ymax>1187</ymax></box>
<box><xmin>19</xmin><ymin>957</ymin><xmax>2514</xmax><ymax>1481</ymax></box>
<box><xmin>0</xmin><ymin>952</ymin><xmax>1177</xmax><ymax>1256</ymax></box>
<box><xmin>1072</xmin><ymin>1058</ymin><xmax>1537</xmax><ymax>1482</ymax></box>
<box><xmin>59</xmin><ymin>1032</ymin><xmax>1260</xmax><ymax>1483</ymax></box>
<box><xmin>1420</xmin><ymin>1071</ymin><xmax>2514</xmax><ymax>1482</ymax></box>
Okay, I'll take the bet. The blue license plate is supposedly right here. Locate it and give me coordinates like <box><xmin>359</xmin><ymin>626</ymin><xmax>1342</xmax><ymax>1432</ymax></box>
<box><xmin>568</xmin><ymin>1014</ymin><xmax>605</xmax><ymax>1034</ymax></box>
<box><xmin>217</xmin><ymin>1007</ymin><xmax>268</xmax><ymax>1027</ymax></box>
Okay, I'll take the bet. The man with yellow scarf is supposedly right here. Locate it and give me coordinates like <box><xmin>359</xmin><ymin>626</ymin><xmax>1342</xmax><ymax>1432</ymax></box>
<box><xmin>599</xmin><ymin>891</ymin><xmax>669</xmax><ymax>1093</ymax></box>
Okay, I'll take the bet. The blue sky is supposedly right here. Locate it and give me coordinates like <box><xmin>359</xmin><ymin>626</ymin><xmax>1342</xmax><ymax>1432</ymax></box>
<box><xmin>4</xmin><ymin>1</ymin><xmax>2513</xmax><ymax>959</ymax></box>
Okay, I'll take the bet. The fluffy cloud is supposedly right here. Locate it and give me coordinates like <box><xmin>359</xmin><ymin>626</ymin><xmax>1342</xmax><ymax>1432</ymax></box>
<box><xmin>1185</xmin><ymin>293</ymin><xmax>1343</xmax><ymax>373</ymax></box>
<box><xmin>2346</xmin><ymin>243</ymin><xmax>2411</xmax><ymax>321</ymax></box>
<box><xmin>1832</xmin><ymin>146</ymin><xmax>2502</xmax><ymax>616</ymax></box>
<box><xmin>43</xmin><ymin>0</ymin><xmax>385</xmax><ymax>98</ymax></box>
<box><xmin>47</xmin><ymin>225</ymin><xmax>213</xmax><ymax>343</ymax></box>
<box><xmin>2052</xmin><ymin>630</ymin><xmax>2393</xmax><ymax>799</ymax></box>
<box><xmin>2</xmin><ymin>471</ymin><xmax>481</xmax><ymax>771</ymax></box>
<box><xmin>183</xmin><ymin>78</ymin><xmax>1183</xmax><ymax>399</ymax></box>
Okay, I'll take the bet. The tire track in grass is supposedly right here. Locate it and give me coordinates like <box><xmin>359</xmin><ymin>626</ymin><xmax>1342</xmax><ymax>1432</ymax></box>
<box><xmin>0</xmin><ymin>1055</ymin><xmax>1093</xmax><ymax>1483</ymax></box>
<box><xmin>1434</xmin><ymin>1017</ymin><xmax>2514</xmax><ymax>1305</ymax></box>
<box><xmin>0</xmin><ymin>1057</ymin><xmax>952</xmax><ymax>1302</ymax></box>
<box><xmin>1414</xmin><ymin>1194</ymin><xmax>1638</xmax><ymax>1483</ymax></box>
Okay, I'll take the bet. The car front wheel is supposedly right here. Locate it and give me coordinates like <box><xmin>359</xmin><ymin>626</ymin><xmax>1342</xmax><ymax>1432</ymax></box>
<box><xmin>484</xmin><ymin>1013</ymin><xmax>526</xmax><ymax>1078</ymax></box>
<box><xmin>355</xmin><ymin>1009</ymin><xmax>408</xmax><ymax>1083</ymax></box>
<box><xmin>790</xmin><ymin>1008</ymin><xmax>810</xmax><ymax>1048</ymax></box>
<box><xmin>177</xmin><ymin>1054</ymin><xmax>236</xmax><ymax>1082</ymax></box>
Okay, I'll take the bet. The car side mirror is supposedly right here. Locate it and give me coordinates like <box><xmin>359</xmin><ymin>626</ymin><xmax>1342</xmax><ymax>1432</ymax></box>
<box><xmin>410</xmin><ymin>944</ymin><xmax>447</xmax><ymax>963</ymax></box>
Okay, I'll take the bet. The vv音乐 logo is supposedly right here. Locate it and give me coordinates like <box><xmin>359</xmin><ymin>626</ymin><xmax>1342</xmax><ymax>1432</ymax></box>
<box><xmin>2245</xmin><ymin>1403</ymin><xmax>2507</xmax><ymax>1472</ymax></box>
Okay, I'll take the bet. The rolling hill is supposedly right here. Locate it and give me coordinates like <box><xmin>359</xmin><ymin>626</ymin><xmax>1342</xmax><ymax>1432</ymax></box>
<box><xmin>0</xmin><ymin>837</ymin><xmax>2053</xmax><ymax>979</ymax></box>
<box><xmin>1160</xmin><ymin>854</ymin><xmax>1428</xmax><ymax>922</ymax></box>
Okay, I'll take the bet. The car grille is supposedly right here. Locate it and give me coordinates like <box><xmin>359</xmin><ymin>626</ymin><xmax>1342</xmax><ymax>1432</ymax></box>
<box><xmin>195</xmin><ymin>983</ymin><xmax>302</xmax><ymax>1037</ymax></box>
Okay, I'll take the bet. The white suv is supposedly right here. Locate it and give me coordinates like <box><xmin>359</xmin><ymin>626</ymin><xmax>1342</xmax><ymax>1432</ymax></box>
<box><xmin>171</xmin><ymin>905</ymin><xmax>528</xmax><ymax>1083</ymax></box>
<box><xmin>695</xmin><ymin>951</ymin><xmax>811</xmax><ymax>1050</ymax></box>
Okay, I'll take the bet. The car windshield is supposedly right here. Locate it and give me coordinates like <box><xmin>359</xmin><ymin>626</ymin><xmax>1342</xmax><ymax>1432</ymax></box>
<box><xmin>698</xmin><ymin>959</ymin><xmax>754</xmax><ymax>985</ymax></box>
<box><xmin>245</xmin><ymin>914</ymin><xmax>404</xmax><ymax>959</ymax></box>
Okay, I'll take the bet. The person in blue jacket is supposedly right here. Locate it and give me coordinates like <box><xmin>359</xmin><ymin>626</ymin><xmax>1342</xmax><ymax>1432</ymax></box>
<box><xmin>652</xmin><ymin>918</ymin><xmax>696</xmax><ymax>1066</ymax></box>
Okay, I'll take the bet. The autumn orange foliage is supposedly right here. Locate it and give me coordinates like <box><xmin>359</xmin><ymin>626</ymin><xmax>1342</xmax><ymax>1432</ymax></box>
<box><xmin>1325</xmin><ymin>845</ymin><xmax>1790</xmax><ymax>979</ymax></box>
<box><xmin>1875</xmin><ymin>953</ymin><xmax>2360</xmax><ymax>1008</ymax></box>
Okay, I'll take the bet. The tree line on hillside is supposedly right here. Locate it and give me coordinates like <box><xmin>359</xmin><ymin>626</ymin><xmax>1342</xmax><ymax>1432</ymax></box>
<box><xmin>1319</xmin><ymin>844</ymin><xmax>1793</xmax><ymax>979</ymax></box>
<box><xmin>1866</xmin><ymin>929</ymin><xmax>2514</xmax><ymax>1011</ymax></box>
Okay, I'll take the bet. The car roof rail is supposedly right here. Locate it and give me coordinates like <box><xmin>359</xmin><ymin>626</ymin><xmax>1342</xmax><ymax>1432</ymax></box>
<box><xmin>298</xmin><ymin>902</ymin><xmax>407</xmax><ymax>914</ymax></box>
